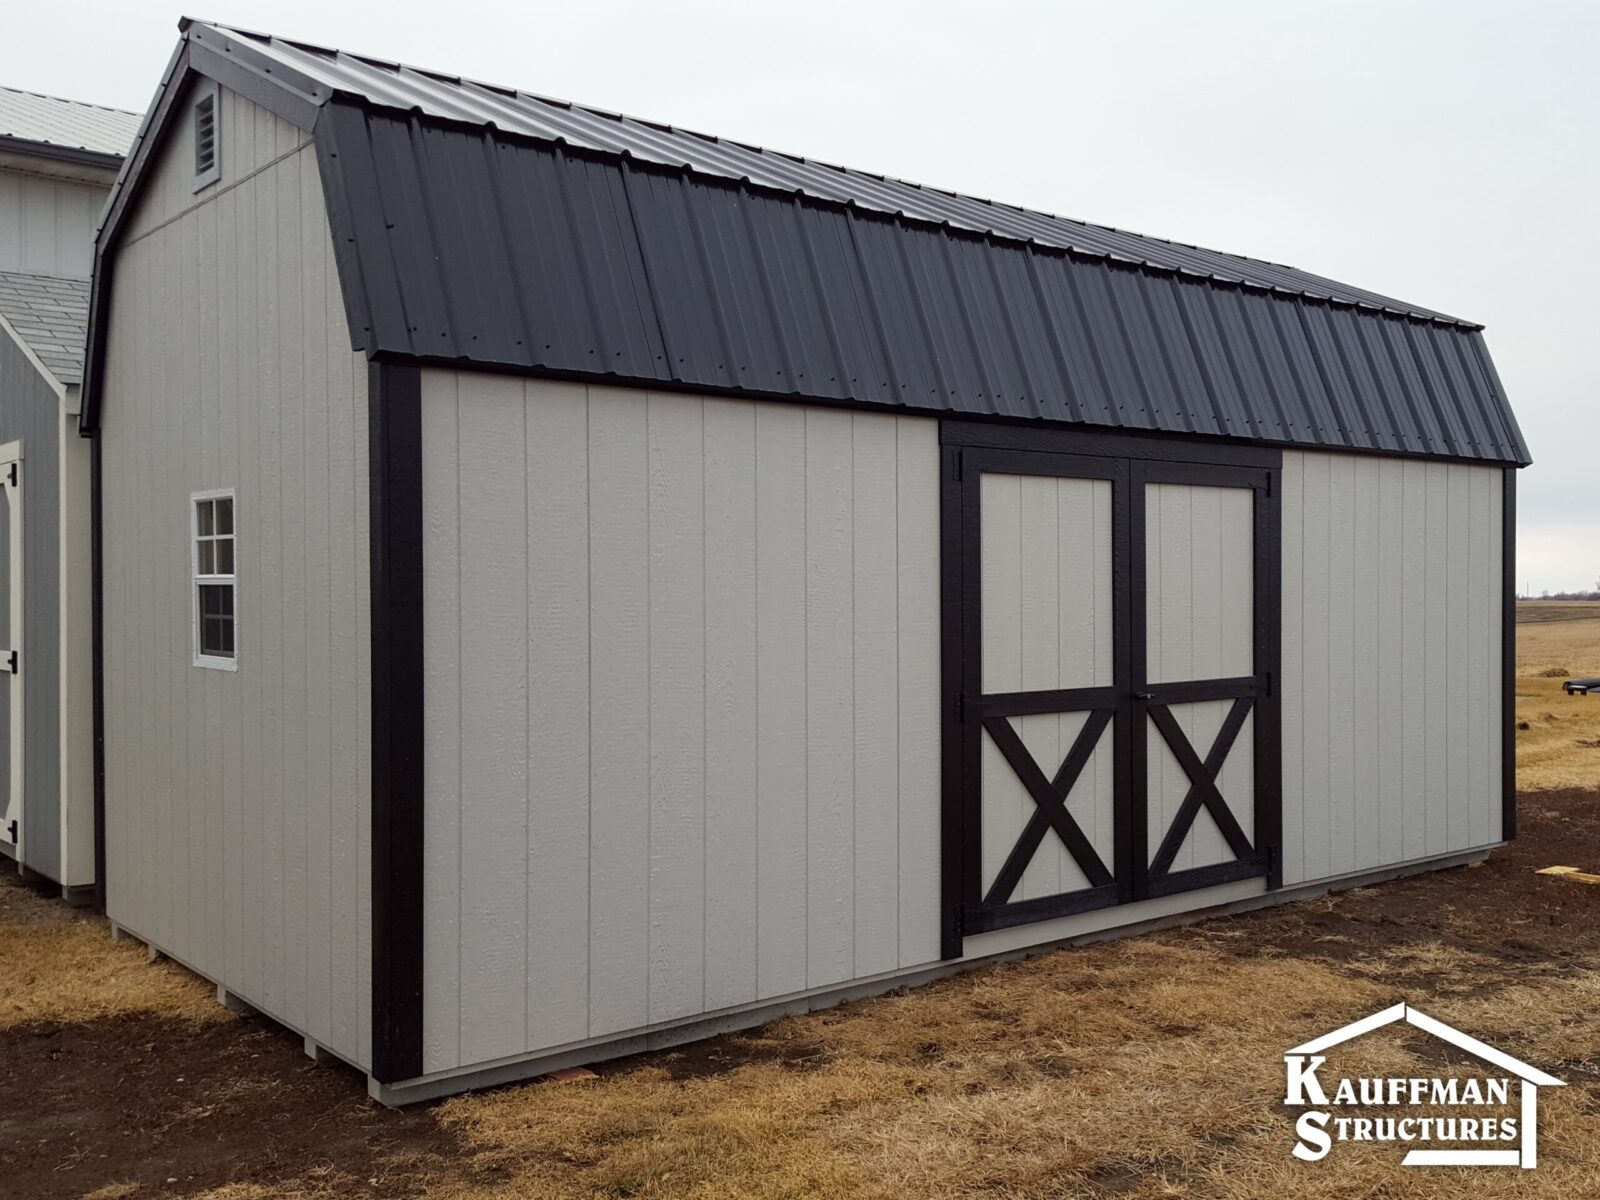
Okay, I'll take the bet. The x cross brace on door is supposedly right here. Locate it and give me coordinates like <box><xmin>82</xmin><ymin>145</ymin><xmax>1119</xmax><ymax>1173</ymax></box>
<box><xmin>981</xmin><ymin>708</ymin><xmax>1115</xmax><ymax>906</ymax></box>
<box><xmin>1146</xmin><ymin>697</ymin><xmax>1255</xmax><ymax>878</ymax></box>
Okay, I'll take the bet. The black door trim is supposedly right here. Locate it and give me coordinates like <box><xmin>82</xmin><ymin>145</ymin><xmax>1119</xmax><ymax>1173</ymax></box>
<box><xmin>939</xmin><ymin>430</ymin><xmax>1282</xmax><ymax>957</ymax></box>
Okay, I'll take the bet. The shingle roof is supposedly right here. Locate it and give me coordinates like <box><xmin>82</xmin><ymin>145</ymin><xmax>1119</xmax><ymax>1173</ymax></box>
<box><xmin>0</xmin><ymin>87</ymin><xmax>140</xmax><ymax>159</ymax></box>
<box><xmin>188</xmin><ymin>19</ymin><xmax>1474</xmax><ymax>330</ymax></box>
<box><xmin>0</xmin><ymin>270</ymin><xmax>90</xmax><ymax>386</ymax></box>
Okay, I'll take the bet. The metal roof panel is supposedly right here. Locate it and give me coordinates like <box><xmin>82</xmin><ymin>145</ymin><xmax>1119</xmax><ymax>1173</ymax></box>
<box><xmin>0</xmin><ymin>88</ymin><xmax>139</xmax><ymax>159</ymax></box>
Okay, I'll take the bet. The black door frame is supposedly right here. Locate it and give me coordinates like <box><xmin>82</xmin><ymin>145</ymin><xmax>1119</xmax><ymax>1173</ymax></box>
<box><xmin>939</xmin><ymin>422</ymin><xmax>1282</xmax><ymax>960</ymax></box>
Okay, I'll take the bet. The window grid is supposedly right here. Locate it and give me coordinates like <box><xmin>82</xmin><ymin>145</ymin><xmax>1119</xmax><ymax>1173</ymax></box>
<box><xmin>193</xmin><ymin>494</ymin><xmax>236</xmax><ymax>665</ymax></box>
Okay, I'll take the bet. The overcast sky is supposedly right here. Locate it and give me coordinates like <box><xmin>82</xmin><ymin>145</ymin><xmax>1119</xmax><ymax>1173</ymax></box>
<box><xmin>5</xmin><ymin>1</ymin><xmax>1595</xmax><ymax>592</ymax></box>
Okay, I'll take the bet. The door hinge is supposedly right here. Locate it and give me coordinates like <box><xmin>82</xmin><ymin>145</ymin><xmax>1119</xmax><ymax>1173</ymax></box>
<box><xmin>6</xmin><ymin>463</ymin><xmax>16</xmax><ymax>488</ymax></box>
<box><xmin>951</xmin><ymin>450</ymin><xmax>964</xmax><ymax>481</ymax></box>
<box><xmin>1261</xmin><ymin>670</ymin><xmax>1272</xmax><ymax>697</ymax></box>
<box><xmin>6</xmin><ymin>651</ymin><xmax>16</xmax><ymax>675</ymax></box>
<box><xmin>4</xmin><ymin>819</ymin><xmax>15</xmax><ymax>845</ymax></box>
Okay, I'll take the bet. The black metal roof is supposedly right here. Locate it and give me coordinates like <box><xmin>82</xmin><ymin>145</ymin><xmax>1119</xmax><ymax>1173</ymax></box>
<box><xmin>81</xmin><ymin>20</ymin><xmax>1529</xmax><ymax>464</ymax></box>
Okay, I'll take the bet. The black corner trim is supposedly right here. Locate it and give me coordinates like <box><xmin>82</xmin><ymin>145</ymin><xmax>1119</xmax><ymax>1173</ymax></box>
<box><xmin>370</xmin><ymin>361</ymin><xmax>425</xmax><ymax>1083</ymax></box>
<box><xmin>938</xmin><ymin>443</ymin><xmax>966</xmax><ymax>960</ymax></box>
<box><xmin>90</xmin><ymin>434</ymin><xmax>106</xmax><ymax>908</ymax></box>
<box><xmin>1502</xmin><ymin>468</ymin><xmax>1517</xmax><ymax>840</ymax></box>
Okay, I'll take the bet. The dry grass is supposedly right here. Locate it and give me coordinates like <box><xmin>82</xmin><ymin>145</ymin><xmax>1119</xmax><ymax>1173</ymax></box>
<box><xmin>1515</xmin><ymin>614</ymin><xmax>1600</xmax><ymax>791</ymax></box>
<box><xmin>404</xmin><ymin>939</ymin><xmax>1600</xmax><ymax>1200</ymax></box>
<box><xmin>0</xmin><ymin>886</ymin><xmax>226</xmax><ymax>1031</ymax></box>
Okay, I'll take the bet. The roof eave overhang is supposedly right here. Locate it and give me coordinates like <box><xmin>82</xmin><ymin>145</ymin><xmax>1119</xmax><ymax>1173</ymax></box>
<box><xmin>0</xmin><ymin>136</ymin><xmax>122</xmax><ymax>184</ymax></box>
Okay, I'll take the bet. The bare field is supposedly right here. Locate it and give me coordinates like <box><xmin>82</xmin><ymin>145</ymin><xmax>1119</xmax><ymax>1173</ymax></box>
<box><xmin>1516</xmin><ymin>611</ymin><xmax>1600</xmax><ymax>791</ymax></box>
<box><xmin>1</xmin><ymin>620</ymin><xmax>1598</xmax><ymax>1198</ymax></box>
<box><xmin>1516</xmin><ymin>599</ymin><xmax>1600</xmax><ymax>626</ymax></box>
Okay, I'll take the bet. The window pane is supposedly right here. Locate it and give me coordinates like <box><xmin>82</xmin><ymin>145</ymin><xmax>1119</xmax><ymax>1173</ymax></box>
<box><xmin>198</xmin><ymin>584</ymin><xmax>235</xmax><ymax>658</ymax></box>
<box><xmin>215</xmin><ymin>538</ymin><xmax>233</xmax><ymax>575</ymax></box>
<box><xmin>199</xmin><ymin>540</ymin><xmax>215</xmax><ymax>575</ymax></box>
<box><xmin>198</xmin><ymin>500</ymin><xmax>214</xmax><ymax>536</ymax></box>
<box><xmin>199</xmin><ymin>583</ymin><xmax>230</xmax><ymax>619</ymax></box>
<box><xmin>215</xmin><ymin>498</ymin><xmax>233</xmax><ymax>535</ymax></box>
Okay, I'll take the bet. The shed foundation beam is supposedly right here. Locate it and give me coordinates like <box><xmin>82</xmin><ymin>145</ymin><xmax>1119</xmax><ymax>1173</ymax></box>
<box><xmin>217</xmin><ymin>985</ymin><xmax>258</xmax><ymax>1015</ymax></box>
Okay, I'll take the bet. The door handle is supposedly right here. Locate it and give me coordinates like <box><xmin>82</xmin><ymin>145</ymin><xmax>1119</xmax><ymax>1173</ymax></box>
<box><xmin>1134</xmin><ymin>691</ymin><xmax>1154</xmax><ymax>701</ymax></box>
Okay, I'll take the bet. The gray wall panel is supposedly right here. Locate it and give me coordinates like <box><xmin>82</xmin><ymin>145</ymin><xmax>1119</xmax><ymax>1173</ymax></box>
<box><xmin>1280</xmin><ymin>450</ymin><xmax>1504</xmax><ymax>887</ymax></box>
<box><xmin>99</xmin><ymin>89</ymin><xmax>371</xmax><ymax>1069</ymax></box>
<box><xmin>420</xmin><ymin>374</ymin><xmax>944</xmax><ymax>1076</ymax></box>
<box><xmin>0</xmin><ymin>171</ymin><xmax>106</xmax><ymax>278</ymax></box>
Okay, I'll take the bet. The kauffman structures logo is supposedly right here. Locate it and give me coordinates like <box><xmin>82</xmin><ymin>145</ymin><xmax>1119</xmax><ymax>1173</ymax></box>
<box><xmin>1284</xmin><ymin>1003</ymin><xmax>1564</xmax><ymax>1168</ymax></box>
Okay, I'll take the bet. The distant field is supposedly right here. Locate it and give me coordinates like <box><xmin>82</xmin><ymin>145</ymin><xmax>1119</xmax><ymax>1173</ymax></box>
<box><xmin>1516</xmin><ymin>611</ymin><xmax>1600</xmax><ymax>791</ymax></box>
<box><xmin>1517</xmin><ymin>600</ymin><xmax>1600</xmax><ymax>624</ymax></box>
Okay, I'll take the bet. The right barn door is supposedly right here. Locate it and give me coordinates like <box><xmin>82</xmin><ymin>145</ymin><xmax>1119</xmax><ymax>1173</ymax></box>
<box><xmin>1134</xmin><ymin>461</ymin><xmax>1280</xmax><ymax>899</ymax></box>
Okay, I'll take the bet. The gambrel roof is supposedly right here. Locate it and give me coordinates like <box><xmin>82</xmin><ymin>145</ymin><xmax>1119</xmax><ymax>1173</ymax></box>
<box><xmin>81</xmin><ymin>19</ymin><xmax>1529</xmax><ymax>465</ymax></box>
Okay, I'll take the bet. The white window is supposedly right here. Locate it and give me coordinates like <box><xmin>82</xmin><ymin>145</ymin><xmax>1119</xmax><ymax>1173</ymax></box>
<box><xmin>192</xmin><ymin>80</ymin><xmax>220</xmax><ymax>191</ymax></box>
<box><xmin>192</xmin><ymin>491</ymin><xmax>236</xmax><ymax>669</ymax></box>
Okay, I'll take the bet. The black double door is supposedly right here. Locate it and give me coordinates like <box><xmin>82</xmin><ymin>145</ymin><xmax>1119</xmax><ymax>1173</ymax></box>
<box><xmin>940</xmin><ymin>432</ymin><xmax>1282</xmax><ymax>955</ymax></box>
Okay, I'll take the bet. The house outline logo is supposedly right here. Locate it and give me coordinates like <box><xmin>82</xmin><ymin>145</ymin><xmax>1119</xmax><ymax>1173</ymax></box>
<box><xmin>1284</xmin><ymin>1002</ymin><xmax>1564</xmax><ymax>1168</ymax></box>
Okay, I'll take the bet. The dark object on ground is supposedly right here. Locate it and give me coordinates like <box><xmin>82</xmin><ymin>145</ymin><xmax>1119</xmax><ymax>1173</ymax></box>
<box><xmin>1563</xmin><ymin>677</ymin><xmax>1600</xmax><ymax>694</ymax></box>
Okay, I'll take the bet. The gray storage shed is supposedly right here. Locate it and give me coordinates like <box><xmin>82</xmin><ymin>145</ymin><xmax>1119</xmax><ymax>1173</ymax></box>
<box><xmin>0</xmin><ymin>88</ymin><xmax>138</xmax><ymax>896</ymax></box>
<box><xmin>82</xmin><ymin>20</ymin><xmax>1528</xmax><ymax>1103</ymax></box>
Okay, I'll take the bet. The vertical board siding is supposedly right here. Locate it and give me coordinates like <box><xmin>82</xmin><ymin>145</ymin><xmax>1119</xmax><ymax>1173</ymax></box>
<box><xmin>1280</xmin><ymin>450</ymin><xmax>1504</xmax><ymax>887</ymax></box>
<box><xmin>420</xmin><ymin>375</ymin><xmax>942</xmax><ymax>1075</ymax></box>
<box><xmin>98</xmin><ymin>91</ymin><xmax>371</xmax><ymax>1070</ymax></box>
<box><xmin>0</xmin><ymin>171</ymin><xmax>107</xmax><ymax>278</ymax></box>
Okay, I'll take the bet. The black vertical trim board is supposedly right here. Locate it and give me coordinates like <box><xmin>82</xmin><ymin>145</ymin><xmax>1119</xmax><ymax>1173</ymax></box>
<box><xmin>1126</xmin><ymin>458</ymin><xmax>1150</xmax><ymax>901</ymax></box>
<box><xmin>1110</xmin><ymin>468</ymin><xmax>1134</xmax><ymax>904</ymax></box>
<box><xmin>1255</xmin><ymin>469</ymin><xmax>1284</xmax><ymax>888</ymax></box>
<box><xmin>1502</xmin><ymin>468</ymin><xmax>1517</xmax><ymax>840</ymax></box>
<box><xmin>938</xmin><ymin>445</ymin><xmax>966</xmax><ymax>959</ymax></box>
<box><xmin>89</xmin><ymin>434</ymin><xmax>106</xmax><ymax>908</ymax></box>
<box><xmin>369</xmin><ymin>361</ymin><xmax>425</xmax><ymax>1083</ymax></box>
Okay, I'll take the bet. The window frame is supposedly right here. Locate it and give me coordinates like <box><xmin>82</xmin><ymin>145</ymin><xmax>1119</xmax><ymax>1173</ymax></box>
<box><xmin>191</xmin><ymin>78</ymin><xmax>221</xmax><ymax>192</ymax></box>
<box><xmin>191</xmin><ymin>488</ymin><xmax>238</xmax><ymax>671</ymax></box>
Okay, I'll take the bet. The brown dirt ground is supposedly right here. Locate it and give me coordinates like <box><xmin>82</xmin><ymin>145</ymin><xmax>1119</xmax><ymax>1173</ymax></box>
<box><xmin>3</xmin><ymin>620</ymin><xmax>1599</xmax><ymax>1199</ymax></box>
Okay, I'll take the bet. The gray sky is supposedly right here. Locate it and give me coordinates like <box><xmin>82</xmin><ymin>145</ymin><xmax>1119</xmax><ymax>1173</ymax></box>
<box><xmin>6</xmin><ymin>1</ymin><xmax>1595</xmax><ymax>592</ymax></box>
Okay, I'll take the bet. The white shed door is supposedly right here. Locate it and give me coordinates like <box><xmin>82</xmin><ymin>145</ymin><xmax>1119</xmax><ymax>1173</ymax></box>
<box><xmin>947</xmin><ymin>442</ymin><xmax>1281</xmax><ymax>948</ymax></box>
<box><xmin>0</xmin><ymin>450</ymin><xmax>21</xmax><ymax>859</ymax></box>
<box><xmin>977</xmin><ymin>469</ymin><xmax>1118</xmax><ymax>913</ymax></box>
<box><xmin>1140</xmin><ymin>478</ymin><xmax>1259</xmax><ymax>891</ymax></box>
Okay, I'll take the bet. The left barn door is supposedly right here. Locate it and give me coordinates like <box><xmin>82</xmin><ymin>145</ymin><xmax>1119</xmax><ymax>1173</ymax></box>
<box><xmin>0</xmin><ymin>447</ymin><xmax>21</xmax><ymax>861</ymax></box>
<box><xmin>949</xmin><ymin>449</ymin><xmax>1132</xmax><ymax>939</ymax></box>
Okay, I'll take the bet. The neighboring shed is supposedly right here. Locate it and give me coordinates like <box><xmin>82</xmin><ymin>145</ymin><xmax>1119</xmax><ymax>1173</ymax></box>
<box><xmin>0</xmin><ymin>89</ymin><xmax>136</xmax><ymax>895</ymax></box>
<box><xmin>82</xmin><ymin>20</ymin><xmax>1529</xmax><ymax>1102</ymax></box>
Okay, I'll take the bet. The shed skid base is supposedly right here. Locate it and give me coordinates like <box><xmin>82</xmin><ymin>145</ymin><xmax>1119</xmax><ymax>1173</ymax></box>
<box><xmin>369</xmin><ymin>846</ymin><xmax>1493</xmax><ymax>1106</ymax></box>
